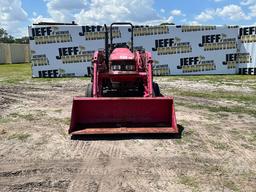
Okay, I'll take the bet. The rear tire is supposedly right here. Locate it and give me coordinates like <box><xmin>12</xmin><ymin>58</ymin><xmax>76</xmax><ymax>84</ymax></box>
<box><xmin>153</xmin><ymin>82</ymin><xmax>161</xmax><ymax>97</ymax></box>
<box><xmin>85</xmin><ymin>83</ymin><xmax>93</xmax><ymax>97</ymax></box>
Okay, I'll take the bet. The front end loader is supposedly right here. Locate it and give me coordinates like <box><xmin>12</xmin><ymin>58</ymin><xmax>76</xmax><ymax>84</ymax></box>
<box><xmin>69</xmin><ymin>23</ymin><xmax>178</xmax><ymax>135</ymax></box>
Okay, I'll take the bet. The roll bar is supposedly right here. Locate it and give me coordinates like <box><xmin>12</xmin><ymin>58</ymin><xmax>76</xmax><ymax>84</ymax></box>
<box><xmin>110</xmin><ymin>22</ymin><xmax>134</xmax><ymax>52</ymax></box>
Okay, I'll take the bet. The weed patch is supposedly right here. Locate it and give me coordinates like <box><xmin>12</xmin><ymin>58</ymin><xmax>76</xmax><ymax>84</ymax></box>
<box><xmin>8</xmin><ymin>133</ymin><xmax>31</xmax><ymax>141</ymax></box>
<box><xmin>178</xmin><ymin>175</ymin><xmax>199</xmax><ymax>190</ymax></box>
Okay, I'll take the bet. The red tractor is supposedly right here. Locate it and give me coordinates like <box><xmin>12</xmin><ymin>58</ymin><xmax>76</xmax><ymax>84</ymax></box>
<box><xmin>69</xmin><ymin>23</ymin><xmax>178</xmax><ymax>135</ymax></box>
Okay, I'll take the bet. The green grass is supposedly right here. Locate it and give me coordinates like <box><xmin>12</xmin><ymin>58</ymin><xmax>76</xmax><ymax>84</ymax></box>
<box><xmin>9</xmin><ymin>112</ymin><xmax>38</xmax><ymax>121</ymax></box>
<box><xmin>171</xmin><ymin>89</ymin><xmax>256</xmax><ymax>105</ymax></box>
<box><xmin>176</xmin><ymin>101</ymin><xmax>256</xmax><ymax>117</ymax></box>
<box><xmin>223</xmin><ymin>180</ymin><xmax>239</xmax><ymax>192</ymax></box>
<box><xmin>60</xmin><ymin>117</ymin><xmax>71</xmax><ymax>125</ymax></box>
<box><xmin>1</xmin><ymin>63</ymin><xmax>254</xmax><ymax>86</ymax></box>
<box><xmin>0</xmin><ymin>117</ymin><xmax>12</xmax><ymax>124</ymax></box>
<box><xmin>33</xmin><ymin>76</ymin><xmax>88</xmax><ymax>83</ymax></box>
<box><xmin>168</xmin><ymin>85</ymin><xmax>256</xmax><ymax>117</ymax></box>
<box><xmin>1</xmin><ymin>63</ymin><xmax>255</xmax><ymax>118</ymax></box>
<box><xmin>178</xmin><ymin>175</ymin><xmax>199</xmax><ymax>190</ymax></box>
<box><xmin>49</xmin><ymin>117</ymin><xmax>71</xmax><ymax>126</ymax></box>
<box><xmin>248</xmin><ymin>133</ymin><xmax>256</xmax><ymax>143</ymax></box>
<box><xmin>160</xmin><ymin>75</ymin><xmax>256</xmax><ymax>82</ymax></box>
<box><xmin>54</xmin><ymin>109</ymin><xmax>62</xmax><ymax>113</ymax></box>
<box><xmin>0</xmin><ymin>63</ymin><xmax>31</xmax><ymax>84</ymax></box>
<box><xmin>0</xmin><ymin>63</ymin><xmax>88</xmax><ymax>84</ymax></box>
<box><xmin>8</xmin><ymin>110</ymin><xmax>47</xmax><ymax>121</ymax></box>
<box><xmin>157</xmin><ymin>75</ymin><xmax>256</xmax><ymax>90</ymax></box>
<box><xmin>58</xmin><ymin>127</ymin><xmax>68</xmax><ymax>138</ymax></box>
<box><xmin>8</xmin><ymin>133</ymin><xmax>31</xmax><ymax>141</ymax></box>
<box><xmin>209</xmin><ymin>140</ymin><xmax>229</xmax><ymax>150</ymax></box>
<box><xmin>175</xmin><ymin>129</ymin><xmax>200</xmax><ymax>145</ymax></box>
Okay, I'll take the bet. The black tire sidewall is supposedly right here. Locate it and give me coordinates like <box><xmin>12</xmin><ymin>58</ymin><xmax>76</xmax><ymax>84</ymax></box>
<box><xmin>152</xmin><ymin>82</ymin><xmax>160</xmax><ymax>97</ymax></box>
<box><xmin>85</xmin><ymin>83</ymin><xmax>93</xmax><ymax>97</ymax></box>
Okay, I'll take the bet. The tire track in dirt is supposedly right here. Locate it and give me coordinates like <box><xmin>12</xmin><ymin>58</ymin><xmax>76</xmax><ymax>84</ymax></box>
<box><xmin>67</xmin><ymin>156</ymin><xmax>105</xmax><ymax>192</ymax></box>
<box><xmin>70</xmin><ymin>140</ymin><xmax>126</xmax><ymax>159</ymax></box>
<box><xmin>0</xmin><ymin>160</ymin><xmax>80</xmax><ymax>192</ymax></box>
<box><xmin>221</xmin><ymin>132</ymin><xmax>255</xmax><ymax>165</ymax></box>
<box><xmin>1</xmin><ymin>94</ymin><xmax>38</xmax><ymax>103</ymax></box>
<box><xmin>0</xmin><ymin>85</ymin><xmax>69</xmax><ymax>103</ymax></box>
<box><xmin>108</xmin><ymin>143</ymin><xmax>124</xmax><ymax>159</ymax></box>
<box><xmin>67</xmin><ymin>140</ymin><xmax>128</xmax><ymax>192</ymax></box>
<box><xmin>67</xmin><ymin>156</ymin><xmax>184</xmax><ymax>192</ymax></box>
<box><xmin>0</xmin><ymin>144</ymin><xmax>16</xmax><ymax>160</ymax></box>
<box><xmin>197</xmin><ymin>132</ymin><xmax>219</xmax><ymax>159</ymax></box>
<box><xmin>1</xmin><ymin>152</ymin><xmax>252</xmax><ymax>192</ymax></box>
<box><xmin>1</xmin><ymin>78</ymin><xmax>255</xmax><ymax>191</ymax></box>
<box><xmin>0</xmin><ymin>89</ymin><xmax>43</xmax><ymax>103</ymax></box>
<box><xmin>130</xmin><ymin>174</ymin><xmax>156</xmax><ymax>192</ymax></box>
<box><xmin>70</xmin><ymin>141</ymin><xmax>101</xmax><ymax>159</ymax></box>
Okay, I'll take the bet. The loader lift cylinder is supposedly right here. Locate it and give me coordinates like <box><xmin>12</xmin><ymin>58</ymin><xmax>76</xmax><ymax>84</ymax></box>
<box><xmin>104</xmin><ymin>24</ymin><xmax>109</xmax><ymax>68</ymax></box>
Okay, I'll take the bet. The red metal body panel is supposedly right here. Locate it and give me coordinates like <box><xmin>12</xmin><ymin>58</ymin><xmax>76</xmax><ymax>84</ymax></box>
<box><xmin>109</xmin><ymin>48</ymin><xmax>135</xmax><ymax>60</ymax></box>
<box><xmin>69</xmin><ymin>97</ymin><xmax>178</xmax><ymax>134</ymax></box>
<box><xmin>71</xmin><ymin>128</ymin><xmax>178</xmax><ymax>135</ymax></box>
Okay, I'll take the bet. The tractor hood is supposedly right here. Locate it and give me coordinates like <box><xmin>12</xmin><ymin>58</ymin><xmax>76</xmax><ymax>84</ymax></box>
<box><xmin>109</xmin><ymin>48</ymin><xmax>135</xmax><ymax>61</ymax></box>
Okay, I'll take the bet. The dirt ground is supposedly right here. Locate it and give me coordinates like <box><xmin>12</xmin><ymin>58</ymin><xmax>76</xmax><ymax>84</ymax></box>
<box><xmin>0</xmin><ymin>76</ymin><xmax>255</xmax><ymax>192</ymax></box>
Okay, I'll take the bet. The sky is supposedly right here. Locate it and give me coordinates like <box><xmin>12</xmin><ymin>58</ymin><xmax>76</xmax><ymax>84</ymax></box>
<box><xmin>0</xmin><ymin>0</ymin><xmax>256</xmax><ymax>37</ymax></box>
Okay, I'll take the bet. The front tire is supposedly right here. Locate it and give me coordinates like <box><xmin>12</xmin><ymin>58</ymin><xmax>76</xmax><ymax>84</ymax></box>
<box><xmin>152</xmin><ymin>82</ymin><xmax>161</xmax><ymax>97</ymax></box>
<box><xmin>85</xmin><ymin>83</ymin><xmax>93</xmax><ymax>97</ymax></box>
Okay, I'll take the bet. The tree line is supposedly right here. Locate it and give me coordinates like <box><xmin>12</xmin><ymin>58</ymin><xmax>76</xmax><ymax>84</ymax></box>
<box><xmin>0</xmin><ymin>28</ymin><xmax>29</xmax><ymax>44</ymax></box>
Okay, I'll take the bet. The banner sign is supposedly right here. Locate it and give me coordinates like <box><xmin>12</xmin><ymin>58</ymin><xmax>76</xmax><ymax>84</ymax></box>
<box><xmin>238</xmin><ymin>26</ymin><xmax>256</xmax><ymax>75</ymax></box>
<box><xmin>28</xmin><ymin>24</ymin><xmax>256</xmax><ymax>77</ymax></box>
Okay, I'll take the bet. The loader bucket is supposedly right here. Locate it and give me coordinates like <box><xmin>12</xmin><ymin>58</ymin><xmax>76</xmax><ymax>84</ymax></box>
<box><xmin>69</xmin><ymin>97</ymin><xmax>178</xmax><ymax>135</ymax></box>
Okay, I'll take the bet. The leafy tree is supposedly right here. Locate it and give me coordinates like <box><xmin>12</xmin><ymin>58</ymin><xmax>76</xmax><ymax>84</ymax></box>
<box><xmin>0</xmin><ymin>27</ymin><xmax>28</xmax><ymax>43</ymax></box>
<box><xmin>0</xmin><ymin>28</ymin><xmax>8</xmax><ymax>38</ymax></box>
<box><xmin>160</xmin><ymin>22</ymin><xmax>175</xmax><ymax>26</ymax></box>
<box><xmin>14</xmin><ymin>36</ymin><xmax>29</xmax><ymax>44</ymax></box>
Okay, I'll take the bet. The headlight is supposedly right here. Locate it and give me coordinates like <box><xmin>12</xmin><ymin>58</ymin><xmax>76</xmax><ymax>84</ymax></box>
<box><xmin>125</xmin><ymin>65</ymin><xmax>135</xmax><ymax>71</ymax></box>
<box><xmin>112</xmin><ymin>65</ymin><xmax>121</xmax><ymax>71</ymax></box>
